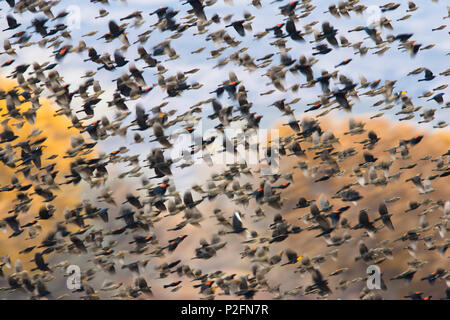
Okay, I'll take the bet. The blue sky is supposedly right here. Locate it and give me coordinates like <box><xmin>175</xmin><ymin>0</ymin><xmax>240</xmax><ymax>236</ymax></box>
<box><xmin>1</xmin><ymin>0</ymin><xmax>448</xmax><ymax>120</ymax></box>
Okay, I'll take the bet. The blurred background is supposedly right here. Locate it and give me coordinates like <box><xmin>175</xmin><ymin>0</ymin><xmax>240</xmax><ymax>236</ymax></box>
<box><xmin>0</xmin><ymin>0</ymin><xmax>449</xmax><ymax>299</ymax></box>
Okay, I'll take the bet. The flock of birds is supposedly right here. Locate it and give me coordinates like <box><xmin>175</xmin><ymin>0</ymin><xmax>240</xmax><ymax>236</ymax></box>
<box><xmin>0</xmin><ymin>0</ymin><xmax>449</xmax><ymax>300</ymax></box>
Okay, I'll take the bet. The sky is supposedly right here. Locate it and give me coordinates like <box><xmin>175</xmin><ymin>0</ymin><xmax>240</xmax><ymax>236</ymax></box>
<box><xmin>0</xmin><ymin>0</ymin><xmax>449</xmax><ymax>300</ymax></box>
